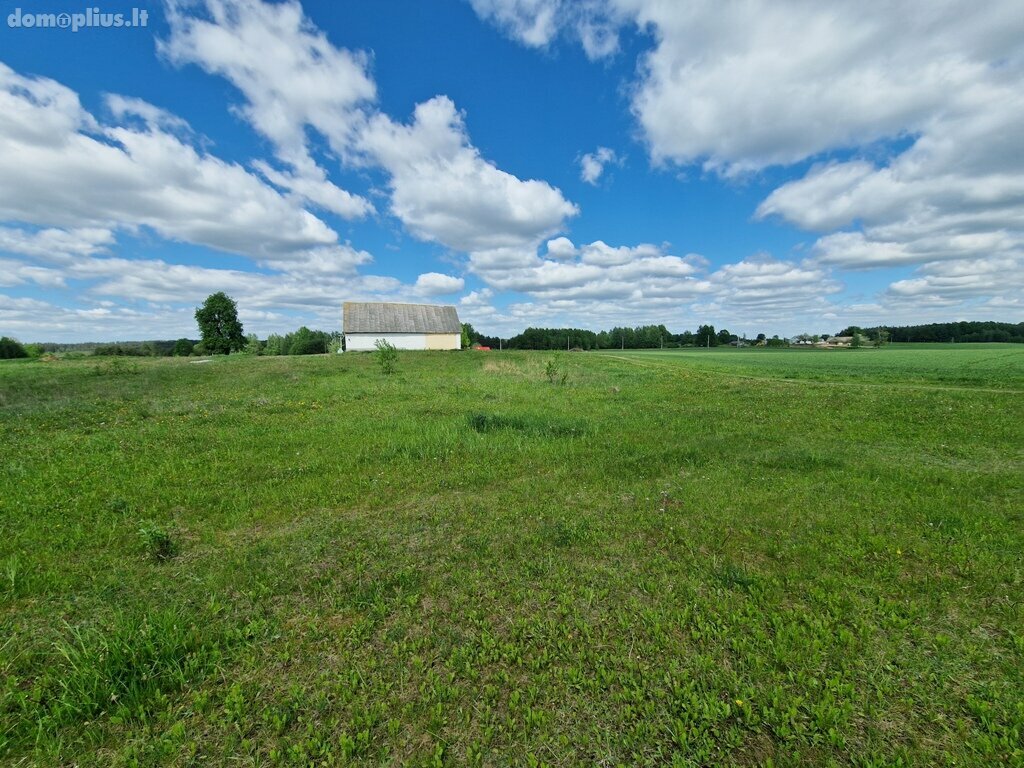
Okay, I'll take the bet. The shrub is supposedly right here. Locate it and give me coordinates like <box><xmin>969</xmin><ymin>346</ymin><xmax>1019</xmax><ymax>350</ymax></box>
<box><xmin>0</xmin><ymin>336</ymin><xmax>28</xmax><ymax>359</ymax></box>
<box><xmin>544</xmin><ymin>358</ymin><xmax>568</xmax><ymax>384</ymax></box>
<box><xmin>288</xmin><ymin>326</ymin><xmax>330</xmax><ymax>355</ymax></box>
<box><xmin>375</xmin><ymin>339</ymin><xmax>398</xmax><ymax>375</ymax></box>
<box><xmin>138</xmin><ymin>521</ymin><xmax>177</xmax><ymax>561</ymax></box>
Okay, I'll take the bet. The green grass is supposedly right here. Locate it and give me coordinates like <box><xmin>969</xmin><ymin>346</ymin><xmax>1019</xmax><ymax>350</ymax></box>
<box><xmin>1</xmin><ymin>346</ymin><xmax>1022</xmax><ymax>766</ymax></box>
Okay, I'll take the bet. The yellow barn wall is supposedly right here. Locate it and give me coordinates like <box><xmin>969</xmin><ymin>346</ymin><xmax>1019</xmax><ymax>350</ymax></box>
<box><xmin>425</xmin><ymin>333</ymin><xmax>460</xmax><ymax>350</ymax></box>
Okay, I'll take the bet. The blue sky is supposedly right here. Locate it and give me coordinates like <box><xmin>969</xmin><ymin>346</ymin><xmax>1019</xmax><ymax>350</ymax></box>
<box><xmin>1</xmin><ymin>0</ymin><xmax>1021</xmax><ymax>342</ymax></box>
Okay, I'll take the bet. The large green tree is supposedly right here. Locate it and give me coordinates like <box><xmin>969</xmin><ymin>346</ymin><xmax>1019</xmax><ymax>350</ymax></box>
<box><xmin>695</xmin><ymin>325</ymin><xmax>718</xmax><ymax>347</ymax></box>
<box><xmin>195</xmin><ymin>292</ymin><xmax>245</xmax><ymax>354</ymax></box>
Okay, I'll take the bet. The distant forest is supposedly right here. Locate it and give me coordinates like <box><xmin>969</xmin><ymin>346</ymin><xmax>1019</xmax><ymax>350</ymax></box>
<box><xmin>469</xmin><ymin>324</ymin><xmax>770</xmax><ymax>350</ymax></box>
<box><xmin>12</xmin><ymin>320</ymin><xmax>1023</xmax><ymax>356</ymax></box>
<box><xmin>839</xmin><ymin>321</ymin><xmax>1024</xmax><ymax>344</ymax></box>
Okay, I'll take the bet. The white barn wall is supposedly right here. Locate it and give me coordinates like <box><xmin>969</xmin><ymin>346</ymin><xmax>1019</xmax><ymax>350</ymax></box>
<box><xmin>344</xmin><ymin>332</ymin><xmax>459</xmax><ymax>351</ymax></box>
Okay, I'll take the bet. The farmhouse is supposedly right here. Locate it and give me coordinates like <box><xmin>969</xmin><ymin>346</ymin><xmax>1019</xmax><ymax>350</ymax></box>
<box><xmin>342</xmin><ymin>301</ymin><xmax>462</xmax><ymax>351</ymax></box>
<box><xmin>818</xmin><ymin>336</ymin><xmax>854</xmax><ymax>348</ymax></box>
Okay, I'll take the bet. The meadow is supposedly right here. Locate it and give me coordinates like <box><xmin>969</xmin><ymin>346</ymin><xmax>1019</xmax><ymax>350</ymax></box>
<box><xmin>1</xmin><ymin>345</ymin><xmax>1022</xmax><ymax>766</ymax></box>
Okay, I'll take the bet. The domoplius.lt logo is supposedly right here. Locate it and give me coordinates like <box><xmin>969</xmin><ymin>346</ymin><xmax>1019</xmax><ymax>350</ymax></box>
<box><xmin>7</xmin><ymin>6</ymin><xmax>149</xmax><ymax>32</ymax></box>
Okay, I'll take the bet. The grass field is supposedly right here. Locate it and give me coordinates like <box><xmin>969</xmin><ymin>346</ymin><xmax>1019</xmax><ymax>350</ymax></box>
<box><xmin>1</xmin><ymin>346</ymin><xmax>1022</xmax><ymax>766</ymax></box>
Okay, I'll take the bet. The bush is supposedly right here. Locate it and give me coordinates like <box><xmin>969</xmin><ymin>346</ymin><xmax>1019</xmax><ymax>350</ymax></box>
<box><xmin>288</xmin><ymin>326</ymin><xmax>330</xmax><ymax>355</ymax></box>
<box><xmin>0</xmin><ymin>336</ymin><xmax>28</xmax><ymax>359</ymax></box>
<box><xmin>375</xmin><ymin>339</ymin><xmax>398</xmax><ymax>375</ymax></box>
<box><xmin>544</xmin><ymin>358</ymin><xmax>568</xmax><ymax>385</ymax></box>
<box><xmin>138</xmin><ymin>521</ymin><xmax>177</xmax><ymax>561</ymax></box>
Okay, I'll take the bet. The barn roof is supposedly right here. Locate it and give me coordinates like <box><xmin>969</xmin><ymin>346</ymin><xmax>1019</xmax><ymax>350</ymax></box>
<box><xmin>343</xmin><ymin>302</ymin><xmax>462</xmax><ymax>334</ymax></box>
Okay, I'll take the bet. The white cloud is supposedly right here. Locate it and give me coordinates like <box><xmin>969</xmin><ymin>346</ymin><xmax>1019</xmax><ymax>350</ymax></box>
<box><xmin>0</xmin><ymin>258</ymin><xmax>67</xmax><ymax>288</ymax></box>
<box><xmin>468</xmin><ymin>0</ymin><xmax>621</xmax><ymax>59</ymax></box>
<box><xmin>888</xmin><ymin>256</ymin><xmax>1024</xmax><ymax>301</ymax></box>
<box><xmin>359</xmin><ymin>96</ymin><xmax>578</xmax><ymax>252</ymax></box>
<box><xmin>545</xmin><ymin>236</ymin><xmax>577</xmax><ymax>260</ymax></box>
<box><xmin>756</xmin><ymin>80</ymin><xmax>1024</xmax><ymax>306</ymax></box>
<box><xmin>164</xmin><ymin>0</ymin><xmax>578</xmax><ymax>258</ymax></box>
<box><xmin>162</xmin><ymin>0</ymin><xmax>374</xmax><ymax>218</ymax></box>
<box><xmin>469</xmin><ymin>1</ymin><xmax>1024</xmax><ymax>313</ymax></box>
<box><xmin>708</xmin><ymin>257</ymin><xmax>840</xmax><ymax>313</ymax></box>
<box><xmin>0</xmin><ymin>63</ymin><xmax>342</xmax><ymax>260</ymax></box>
<box><xmin>579</xmin><ymin>146</ymin><xmax>618</xmax><ymax>185</ymax></box>
<box><xmin>467</xmin><ymin>238</ymin><xmax>707</xmax><ymax>302</ymax></box>
<box><xmin>473</xmin><ymin>0</ymin><xmax>1023</xmax><ymax>175</ymax></box>
<box><xmin>616</xmin><ymin>1</ymin><xmax>1024</xmax><ymax>173</ymax></box>
<box><xmin>415</xmin><ymin>272</ymin><xmax>465</xmax><ymax>295</ymax></box>
<box><xmin>0</xmin><ymin>226</ymin><xmax>115</xmax><ymax>262</ymax></box>
<box><xmin>579</xmin><ymin>239</ymin><xmax>660</xmax><ymax>266</ymax></box>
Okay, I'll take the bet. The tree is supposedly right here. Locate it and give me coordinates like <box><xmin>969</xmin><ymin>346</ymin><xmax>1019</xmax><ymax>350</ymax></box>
<box><xmin>287</xmin><ymin>327</ymin><xmax>330</xmax><ymax>355</ymax></box>
<box><xmin>263</xmin><ymin>334</ymin><xmax>285</xmax><ymax>356</ymax></box>
<box><xmin>172</xmin><ymin>338</ymin><xmax>194</xmax><ymax>356</ymax></box>
<box><xmin>0</xmin><ymin>336</ymin><xmax>28</xmax><ymax>359</ymax></box>
<box><xmin>695</xmin><ymin>325</ymin><xmax>718</xmax><ymax>347</ymax></box>
<box><xmin>244</xmin><ymin>333</ymin><xmax>263</xmax><ymax>355</ymax></box>
<box><xmin>461</xmin><ymin>323</ymin><xmax>472</xmax><ymax>349</ymax></box>
<box><xmin>195</xmin><ymin>292</ymin><xmax>244</xmax><ymax>354</ymax></box>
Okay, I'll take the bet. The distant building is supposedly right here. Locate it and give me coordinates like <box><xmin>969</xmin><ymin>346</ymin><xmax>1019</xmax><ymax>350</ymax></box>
<box><xmin>342</xmin><ymin>302</ymin><xmax>462</xmax><ymax>351</ymax></box>
<box><xmin>817</xmin><ymin>336</ymin><xmax>853</xmax><ymax>348</ymax></box>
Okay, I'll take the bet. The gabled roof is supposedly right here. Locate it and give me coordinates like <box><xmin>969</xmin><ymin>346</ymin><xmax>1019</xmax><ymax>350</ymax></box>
<box><xmin>343</xmin><ymin>302</ymin><xmax>461</xmax><ymax>334</ymax></box>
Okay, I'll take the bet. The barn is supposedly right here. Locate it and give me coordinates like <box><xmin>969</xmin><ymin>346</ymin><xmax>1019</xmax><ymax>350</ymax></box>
<box><xmin>342</xmin><ymin>302</ymin><xmax>462</xmax><ymax>351</ymax></box>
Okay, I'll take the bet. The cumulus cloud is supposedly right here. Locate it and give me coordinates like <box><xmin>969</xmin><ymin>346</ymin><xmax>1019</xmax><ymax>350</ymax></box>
<box><xmin>708</xmin><ymin>257</ymin><xmax>840</xmax><ymax>314</ymax></box>
<box><xmin>756</xmin><ymin>80</ymin><xmax>1024</xmax><ymax>306</ymax></box>
<box><xmin>545</xmin><ymin>237</ymin><xmax>577</xmax><ymax>260</ymax></box>
<box><xmin>888</xmin><ymin>256</ymin><xmax>1024</xmax><ymax>302</ymax></box>
<box><xmin>0</xmin><ymin>226</ymin><xmax>115</xmax><ymax>262</ymax></box>
<box><xmin>475</xmin><ymin>1</ymin><xmax>1023</xmax><ymax>172</ymax></box>
<box><xmin>164</xmin><ymin>0</ymin><xmax>579</xmax><ymax>258</ymax></box>
<box><xmin>470</xmin><ymin>0</ymin><xmax>1024</xmax><ymax>311</ymax></box>
<box><xmin>359</xmin><ymin>96</ymin><xmax>578</xmax><ymax>252</ymax></box>
<box><xmin>579</xmin><ymin>146</ymin><xmax>618</xmax><ymax>185</ymax></box>
<box><xmin>0</xmin><ymin>63</ymin><xmax>341</xmax><ymax>259</ymax></box>
<box><xmin>468</xmin><ymin>0</ymin><xmax>621</xmax><ymax>59</ymax></box>
<box><xmin>468</xmin><ymin>238</ymin><xmax>708</xmax><ymax>303</ymax></box>
<box><xmin>415</xmin><ymin>272</ymin><xmax>465</xmax><ymax>295</ymax></box>
<box><xmin>162</xmin><ymin>0</ymin><xmax>374</xmax><ymax>218</ymax></box>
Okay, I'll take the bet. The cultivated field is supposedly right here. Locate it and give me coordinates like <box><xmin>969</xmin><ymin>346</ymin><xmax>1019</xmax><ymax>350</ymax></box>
<box><xmin>1</xmin><ymin>346</ymin><xmax>1022</xmax><ymax>766</ymax></box>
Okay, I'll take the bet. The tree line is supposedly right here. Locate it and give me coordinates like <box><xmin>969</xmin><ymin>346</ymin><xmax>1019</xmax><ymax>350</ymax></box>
<box><xmin>4</xmin><ymin>292</ymin><xmax>1020</xmax><ymax>358</ymax></box>
<box><xmin>464</xmin><ymin>323</ymin><xmax>788</xmax><ymax>350</ymax></box>
<box><xmin>840</xmin><ymin>321</ymin><xmax>1024</xmax><ymax>344</ymax></box>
